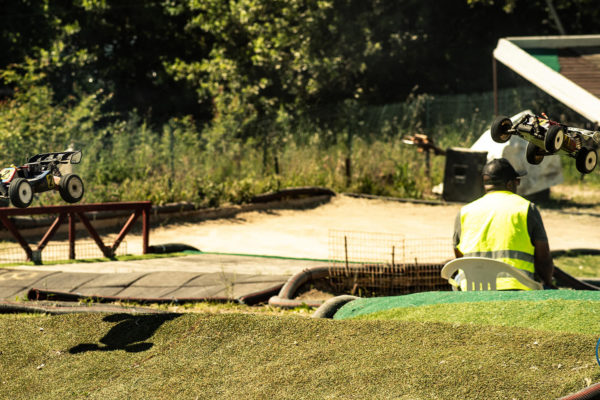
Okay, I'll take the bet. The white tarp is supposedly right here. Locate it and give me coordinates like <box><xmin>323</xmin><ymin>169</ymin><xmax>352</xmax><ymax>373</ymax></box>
<box><xmin>471</xmin><ymin>110</ymin><xmax>563</xmax><ymax>196</ymax></box>
<box><xmin>494</xmin><ymin>38</ymin><xmax>600</xmax><ymax>124</ymax></box>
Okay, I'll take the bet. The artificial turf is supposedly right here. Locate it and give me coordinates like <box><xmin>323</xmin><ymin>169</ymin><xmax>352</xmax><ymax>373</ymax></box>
<box><xmin>333</xmin><ymin>290</ymin><xmax>600</xmax><ymax>321</ymax></box>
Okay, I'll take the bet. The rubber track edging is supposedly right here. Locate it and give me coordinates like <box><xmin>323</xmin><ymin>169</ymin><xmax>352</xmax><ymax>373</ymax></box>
<box><xmin>559</xmin><ymin>382</ymin><xmax>600</xmax><ymax>399</ymax></box>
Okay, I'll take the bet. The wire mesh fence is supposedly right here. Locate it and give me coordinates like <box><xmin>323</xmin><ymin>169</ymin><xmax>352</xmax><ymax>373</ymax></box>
<box><xmin>328</xmin><ymin>230</ymin><xmax>454</xmax><ymax>296</ymax></box>
<box><xmin>0</xmin><ymin>240</ymin><xmax>127</xmax><ymax>264</ymax></box>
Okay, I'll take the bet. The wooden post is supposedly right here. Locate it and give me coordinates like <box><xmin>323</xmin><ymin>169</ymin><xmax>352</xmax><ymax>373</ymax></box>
<box><xmin>142</xmin><ymin>205</ymin><xmax>149</xmax><ymax>254</ymax></box>
<box><xmin>0</xmin><ymin>215</ymin><xmax>32</xmax><ymax>260</ymax></box>
<box><xmin>68</xmin><ymin>213</ymin><xmax>76</xmax><ymax>260</ymax></box>
<box><xmin>345</xmin><ymin>157</ymin><xmax>352</xmax><ymax>187</ymax></box>
<box><xmin>344</xmin><ymin>235</ymin><xmax>349</xmax><ymax>275</ymax></box>
<box><xmin>36</xmin><ymin>214</ymin><xmax>66</xmax><ymax>251</ymax></box>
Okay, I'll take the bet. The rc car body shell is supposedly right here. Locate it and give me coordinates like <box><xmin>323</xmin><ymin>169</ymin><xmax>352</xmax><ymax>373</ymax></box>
<box><xmin>0</xmin><ymin>150</ymin><xmax>84</xmax><ymax>208</ymax></box>
<box><xmin>491</xmin><ymin>113</ymin><xmax>600</xmax><ymax>174</ymax></box>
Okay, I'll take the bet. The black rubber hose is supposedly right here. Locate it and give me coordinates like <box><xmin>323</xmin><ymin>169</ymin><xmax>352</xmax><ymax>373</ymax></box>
<box><xmin>274</xmin><ymin>267</ymin><xmax>331</xmax><ymax>300</ymax></box>
<box><xmin>312</xmin><ymin>295</ymin><xmax>359</xmax><ymax>318</ymax></box>
<box><xmin>251</xmin><ymin>187</ymin><xmax>335</xmax><ymax>203</ymax></box>
<box><xmin>268</xmin><ymin>266</ymin><xmax>332</xmax><ymax>309</ymax></box>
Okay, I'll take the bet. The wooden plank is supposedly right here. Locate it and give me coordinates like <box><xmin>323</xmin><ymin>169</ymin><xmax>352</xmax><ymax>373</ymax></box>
<box><xmin>68</xmin><ymin>213</ymin><xmax>76</xmax><ymax>260</ymax></box>
<box><xmin>0</xmin><ymin>201</ymin><xmax>152</xmax><ymax>262</ymax></box>
<box><xmin>0</xmin><ymin>215</ymin><xmax>32</xmax><ymax>260</ymax></box>
<box><xmin>76</xmin><ymin>212</ymin><xmax>113</xmax><ymax>258</ymax></box>
<box><xmin>112</xmin><ymin>210</ymin><xmax>140</xmax><ymax>254</ymax></box>
<box><xmin>36</xmin><ymin>214</ymin><xmax>65</xmax><ymax>251</ymax></box>
<box><xmin>0</xmin><ymin>201</ymin><xmax>152</xmax><ymax>216</ymax></box>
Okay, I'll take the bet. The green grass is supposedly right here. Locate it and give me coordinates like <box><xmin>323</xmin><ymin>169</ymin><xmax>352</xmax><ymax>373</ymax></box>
<box><xmin>347</xmin><ymin>299</ymin><xmax>600</xmax><ymax>334</ymax></box>
<box><xmin>0</xmin><ymin>225</ymin><xmax>596</xmax><ymax>398</ymax></box>
<box><xmin>554</xmin><ymin>254</ymin><xmax>600</xmax><ymax>278</ymax></box>
<box><xmin>0</xmin><ymin>312</ymin><xmax>598</xmax><ymax>399</ymax></box>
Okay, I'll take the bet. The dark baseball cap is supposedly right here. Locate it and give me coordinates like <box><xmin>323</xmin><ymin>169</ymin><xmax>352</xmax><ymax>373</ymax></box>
<box><xmin>482</xmin><ymin>158</ymin><xmax>526</xmax><ymax>184</ymax></box>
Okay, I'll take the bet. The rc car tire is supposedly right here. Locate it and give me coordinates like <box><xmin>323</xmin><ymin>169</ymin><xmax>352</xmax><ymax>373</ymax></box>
<box><xmin>544</xmin><ymin>125</ymin><xmax>564</xmax><ymax>153</ymax></box>
<box><xmin>526</xmin><ymin>142</ymin><xmax>545</xmax><ymax>165</ymax></box>
<box><xmin>58</xmin><ymin>173</ymin><xmax>84</xmax><ymax>203</ymax></box>
<box><xmin>490</xmin><ymin>115</ymin><xmax>513</xmax><ymax>143</ymax></box>
<box><xmin>9</xmin><ymin>178</ymin><xmax>33</xmax><ymax>208</ymax></box>
<box><xmin>576</xmin><ymin>148</ymin><xmax>597</xmax><ymax>174</ymax></box>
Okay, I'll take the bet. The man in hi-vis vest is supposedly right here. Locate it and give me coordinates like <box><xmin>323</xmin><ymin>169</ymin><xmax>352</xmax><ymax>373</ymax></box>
<box><xmin>452</xmin><ymin>158</ymin><xmax>556</xmax><ymax>290</ymax></box>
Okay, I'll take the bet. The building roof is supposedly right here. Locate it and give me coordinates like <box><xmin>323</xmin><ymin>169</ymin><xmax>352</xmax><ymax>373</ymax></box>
<box><xmin>493</xmin><ymin>35</ymin><xmax>600</xmax><ymax>124</ymax></box>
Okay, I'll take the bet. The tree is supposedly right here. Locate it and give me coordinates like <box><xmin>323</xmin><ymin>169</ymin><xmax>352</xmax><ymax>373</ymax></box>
<box><xmin>466</xmin><ymin>0</ymin><xmax>600</xmax><ymax>35</ymax></box>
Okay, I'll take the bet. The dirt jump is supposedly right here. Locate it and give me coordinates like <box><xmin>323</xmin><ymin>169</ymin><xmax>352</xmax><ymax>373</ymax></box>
<box><xmin>142</xmin><ymin>192</ymin><xmax>600</xmax><ymax>260</ymax></box>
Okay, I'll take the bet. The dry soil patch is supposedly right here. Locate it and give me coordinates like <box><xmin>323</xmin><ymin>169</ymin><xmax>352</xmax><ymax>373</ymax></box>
<box><xmin>132</xmin><ymin>193</ymin><xmax>600</xmax><ymax>260</ymax></box>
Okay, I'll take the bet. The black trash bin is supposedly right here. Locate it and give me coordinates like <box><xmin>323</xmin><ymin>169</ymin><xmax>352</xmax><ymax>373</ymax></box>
<box><xmin>442</xmin><ymin>147</ymin><xmax>488</xmax><ymax>203</ymax></box>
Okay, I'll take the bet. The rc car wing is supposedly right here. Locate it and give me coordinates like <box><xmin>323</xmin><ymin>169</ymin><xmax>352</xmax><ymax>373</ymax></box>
<box><xmin>26</xmin><ymin>150</ymin><xmax>82</xmax><ymax>165</ymax></box>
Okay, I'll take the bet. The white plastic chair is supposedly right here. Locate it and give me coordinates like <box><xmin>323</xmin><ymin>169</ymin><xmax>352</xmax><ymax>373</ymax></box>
<box><xmin>441</xmin><ymin>257</ymin><xmax>543</xmax><ymax>291</ymax></box>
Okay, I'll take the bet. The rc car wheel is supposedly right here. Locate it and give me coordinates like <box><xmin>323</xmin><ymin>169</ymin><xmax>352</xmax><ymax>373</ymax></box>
<box><xmin>544</xmin><ymin>125</ymin><xmax>564</xmax><ymax>153</ymax></box>
<box><xmin>526</xmin><ymin>142</ymin><xmax>545</xmax><ymax>165</ymax></box>
<box><xmin>576</xmin><ymin>148</ymin><xmax>597</xmax><ymax>174</ymax></box>
<box><xmin>8</xmin><ymin>178</ymin><xmax>33</xmax><ymax>208</ymax></box>
<box><xmin>58</xmin><ymin>173</ymin><xmax>84</xmax><ymax>203</ymax></box>
<box><xmin>490</xmin><ymin>115</ymin><xmax>513</xmax><ymax>143</ymax></box>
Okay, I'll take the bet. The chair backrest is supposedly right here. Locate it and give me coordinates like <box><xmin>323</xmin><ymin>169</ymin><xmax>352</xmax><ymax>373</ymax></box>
<box><xmin>441</xmin><ymin>257</ymin><xmax>543</xmax><ymax>291</ymax></box>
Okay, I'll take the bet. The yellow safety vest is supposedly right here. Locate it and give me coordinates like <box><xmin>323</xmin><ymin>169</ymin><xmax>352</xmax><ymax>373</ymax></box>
<box><xmin>457</xmin><ymin>191</ymin><xmax>535</xmax><ymax>290</ymax></box>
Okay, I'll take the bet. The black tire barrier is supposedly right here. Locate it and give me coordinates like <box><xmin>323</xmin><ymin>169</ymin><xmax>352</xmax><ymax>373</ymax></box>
<box><xmin>552</xmin><ymin>248</ymin><xmax>600</xmax><ymax>258</ymax></box>
<box><xmin>251</xmin><ymin>187</ymin><xmax>335</xmax><ymax>203</ymax></box>
<box><xmin>0</xmin><ymin>300</ymin><xmax>164</xmax><ymax>315</ymax></box>
<box><xmin>27</xmin><ymin>283</ymin><xmax>281</xmax><ymax>307</ymax></box>
<box><xmin>147</xmin><ymin>243</ymin><xmax>200</xmax><ymax>254</ymax></box>
<box><xmin>27</xmin><ymin>288</ymin><xmax>231</xmax><ymax>304</ymax></box>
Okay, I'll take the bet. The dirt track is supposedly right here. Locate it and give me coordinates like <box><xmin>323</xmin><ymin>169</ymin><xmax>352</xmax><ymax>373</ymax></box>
<box><xmin>134</xmin><ymin>193</ymin><xmax>600</xmax><ymax>260</ymax></box>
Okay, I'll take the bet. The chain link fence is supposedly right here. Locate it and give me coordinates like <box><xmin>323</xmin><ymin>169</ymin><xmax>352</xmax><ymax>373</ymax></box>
<box><xmin>0</xmin><ymin>240</ymin><xmax>127</xmax><ymax>264</ymax></box>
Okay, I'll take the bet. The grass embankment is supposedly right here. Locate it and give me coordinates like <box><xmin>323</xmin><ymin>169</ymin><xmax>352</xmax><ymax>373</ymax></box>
<box><xmin>0</xmin><ymin>239</ymin><xmax>597</xmax><ymax>398</ymax></box>
<box><xmin>0</xmin><ymin>312</ymin><xmax>598</xmax><ymax>399</ymax></box>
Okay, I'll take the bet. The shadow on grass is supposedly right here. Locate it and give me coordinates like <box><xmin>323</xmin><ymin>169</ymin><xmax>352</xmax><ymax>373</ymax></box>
<box><xmin>69</xmin><ymin>313</ymin><xmax>180</xmax><ymax>354</ymax></box>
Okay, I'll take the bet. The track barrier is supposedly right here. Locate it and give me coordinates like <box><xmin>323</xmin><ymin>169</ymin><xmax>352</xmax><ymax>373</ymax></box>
<box><xmin>0</xmin><ymin>202</ymin><xmax>150</xmax><ymax>263</ymax></box>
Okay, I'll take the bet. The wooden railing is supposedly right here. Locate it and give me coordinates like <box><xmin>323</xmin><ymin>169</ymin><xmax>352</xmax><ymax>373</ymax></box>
<box><xmin>0</xmin><ymin>202</ymin><xmax>151</xmax><ymax>263</ymax></box>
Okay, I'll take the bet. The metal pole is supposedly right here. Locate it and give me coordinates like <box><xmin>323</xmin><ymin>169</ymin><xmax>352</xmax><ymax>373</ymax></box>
<box><xmin>493</xmin><ymin>56</ymin><xmax>498</xmax><ymax>116</ymax></box>
<box><xmin>344</xmin><ymin>236</ymin><xmax>349</xmax><ymax>275</ymax></box>
<box><xmin>545</xmin><ymin>0</ymin><xmax>566</xmax><ymax>35</ymax></box>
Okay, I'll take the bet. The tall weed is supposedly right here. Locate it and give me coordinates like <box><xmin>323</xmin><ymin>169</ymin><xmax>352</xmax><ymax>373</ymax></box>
<box><xmin>1</xmin><ymin>81</ymin><xmax>598</xmax><ymax>208</ymax></box>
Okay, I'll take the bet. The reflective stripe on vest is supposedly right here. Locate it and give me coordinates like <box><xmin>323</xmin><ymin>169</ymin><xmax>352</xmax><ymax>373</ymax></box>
<box><xmin>458</xmin><ymin>191</ymin><xmax>535</xmax><ymax>290</ymax></box>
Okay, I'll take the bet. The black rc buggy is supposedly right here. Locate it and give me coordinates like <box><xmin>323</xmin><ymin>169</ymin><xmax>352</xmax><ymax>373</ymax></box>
<box><xmin>491</xmin><ymin>113</ymin><xmax>600</xmax><ymax>174</ymax></box>
<box><xmin>0</xmin><ymin>150</ymin><xmax>84</xmax><ymax>208</ymax></box>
